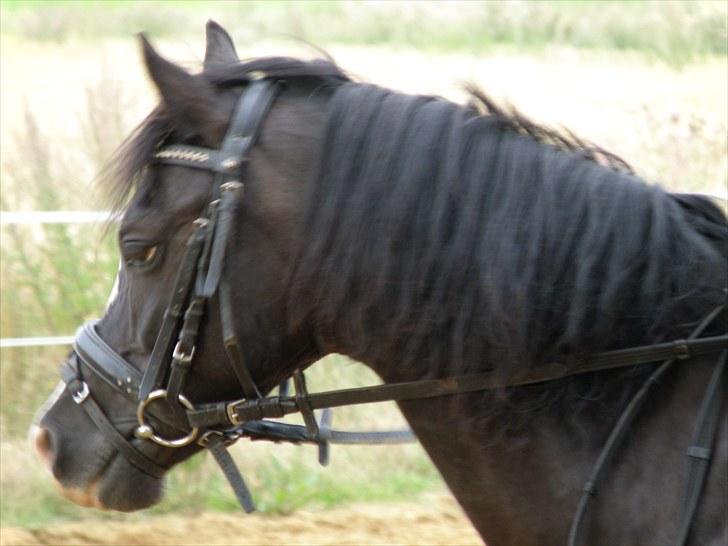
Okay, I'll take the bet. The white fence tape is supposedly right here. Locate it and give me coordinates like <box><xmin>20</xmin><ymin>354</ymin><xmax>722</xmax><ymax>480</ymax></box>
<box><xmin>0</xmin><ymin>336</ymin><xmax>74</xmax><ymax>349</ymax></box>
<box><xmin>1</xmin><ymin>211</ymin><xmax>113</xmax><ymax>225</ymax></box>
<box><xmin>1</xmin><ymin>210</ymin><xmax>112</xmax><ymax>349</ymax></box>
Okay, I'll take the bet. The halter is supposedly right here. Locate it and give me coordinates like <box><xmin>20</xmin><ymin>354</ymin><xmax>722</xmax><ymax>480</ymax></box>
<box><xmin>61</xmin><ymin>76</ymin><xmax>727</xmax><ymax>543</ymax></box>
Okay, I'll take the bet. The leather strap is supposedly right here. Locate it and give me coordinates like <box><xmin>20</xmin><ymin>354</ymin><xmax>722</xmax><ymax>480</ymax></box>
<box><xmin>676</xmin><ymin>349</ymin><xmax>726</xmax><ymax>545</ymax></box>
<box><xmin>62</xmin><ymin>358</ymin><xmax>166</xmax><ymax>479</ymax></box>
<box><xmin>74</xmin><ymin>322</ymin><xmax>142</xmax><ymax>400</ymax></box>
<box><xmin>139</xmin><ymin>223</ymin><xmax>208</xmax><ymax>401</ymax></box>
<box><xmin>241</xmin><ymin>419</ymin><xmax>415</xmax><ymax>445</ymax></box>
<box><xmin>220</xmin><ymin>276</ymin><xmax>261</xmax><ymax>400</ymax></box>
<box><xmin>567</xmin><ymin>303</ymin><xmax>725</xmax><ymax>546</ymax></box>
<box><xmin>203</xmin><ymin>433</ymin><xmax>255</xmax><ymax>513</ymax></box>
<box><xmin>187</xmin><ymin>331</ymin><xmax>728</xmax><ymax>429</ymax></box>
<box><xmin>201</xmin><ymin>181</ymin><xmax>241</xmax><ymax>298</ymax></box>
<box><xmin>216</xmin><ymin>78</ymin><xmax>279</xmax><ymax>174</ymax></box>
<box><xmin>165</xmin><ymin>297</ymin><xmax>205</xmax><ymax>423</ymax></box>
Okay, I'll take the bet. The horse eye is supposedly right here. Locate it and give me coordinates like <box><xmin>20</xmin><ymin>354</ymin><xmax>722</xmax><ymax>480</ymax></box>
<box><xmin>123</xmin><ymin>241</ymin><xmax>160</xmax><ymax>269</ymax></box>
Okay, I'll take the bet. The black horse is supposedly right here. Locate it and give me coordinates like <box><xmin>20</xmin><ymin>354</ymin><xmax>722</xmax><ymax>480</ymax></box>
<box><xmin>33</xmin><ymin>22</ymin><xmax>727</xmax><ymax>545</ymax></box>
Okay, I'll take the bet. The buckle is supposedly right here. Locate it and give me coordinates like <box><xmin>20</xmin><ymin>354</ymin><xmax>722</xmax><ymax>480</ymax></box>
<box><xmin>226</xmin><ymin>402</ymin><xmax>243</xmax><ymax>426</ymax></box>
<box><xmin>71</xmin><ymin>381</ymin><xmax>90</xmax><ymax>404</ymax></box>
<box><xmin>172</xmin><ymin>341</ymin><xmax>195</xmax><ymax>363</ymax></box>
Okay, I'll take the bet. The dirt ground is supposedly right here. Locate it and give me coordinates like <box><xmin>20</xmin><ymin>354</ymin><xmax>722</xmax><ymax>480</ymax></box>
<box><xmin>0</xmin><ymin>495</ymin><xmax>481</xmax><ymax>546</ymax></box>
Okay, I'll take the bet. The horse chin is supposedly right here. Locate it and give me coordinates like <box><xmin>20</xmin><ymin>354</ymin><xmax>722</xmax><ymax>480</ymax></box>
<box><xmin>94</xmin><ymin>457</ymin><xmax>165</xmax><ymax>512</ymax></box>
<box><xmin>55</xmin><ymin>480</ymin><xmax>107</xmax><ymax>510</ymax></box>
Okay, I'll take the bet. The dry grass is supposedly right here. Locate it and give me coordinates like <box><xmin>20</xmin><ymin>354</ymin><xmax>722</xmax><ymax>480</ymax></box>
<box><xmin>1</xmin><ymin>21</ymin><xmax>726</xmax><ymax>528</ymax></box>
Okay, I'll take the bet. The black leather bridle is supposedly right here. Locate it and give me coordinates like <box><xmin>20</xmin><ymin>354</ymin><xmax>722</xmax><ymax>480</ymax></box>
<box><xmin>61</xmin><ymin>77</ymin><xmax>727</xmax><ymax>543</ymax></box>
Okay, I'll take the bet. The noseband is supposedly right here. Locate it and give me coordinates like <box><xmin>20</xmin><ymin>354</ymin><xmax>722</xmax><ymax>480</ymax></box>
<box><xmin>60</xmin><ymin>76</ymin><xmax>727</xmax><ymax>543</ymax></box>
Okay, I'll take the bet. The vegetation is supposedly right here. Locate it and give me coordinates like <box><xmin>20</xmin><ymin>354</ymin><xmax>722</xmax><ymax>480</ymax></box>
<box><xmin>1</xmin><ymin>0</ymin><xmax>725</xmax><ymax>530</ymax></box>
<box><xmin>1</xmin><ymin>1</ymin><xmax>726</xmax><ymax>66</ymax></box>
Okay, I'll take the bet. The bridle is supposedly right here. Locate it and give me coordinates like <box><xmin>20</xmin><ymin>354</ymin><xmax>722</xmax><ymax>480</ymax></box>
<box><xmin>61</xmin><ymin>76</ymin><xmax>727</xmax><ymax>543</ymax></box>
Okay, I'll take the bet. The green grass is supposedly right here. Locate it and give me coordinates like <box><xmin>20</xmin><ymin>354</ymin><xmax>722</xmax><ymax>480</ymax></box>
<box><xmin>2</xmin><ymin>443</ymin><xmax>440</xmax><ymax>528</ymax></box>
<box><xmin>0</xmin><ymin>1</ymin><xmax>725</xmax><ymax>66</ymax></box>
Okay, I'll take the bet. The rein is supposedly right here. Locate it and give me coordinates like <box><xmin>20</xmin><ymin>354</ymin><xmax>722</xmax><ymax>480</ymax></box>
<box><xmin>61</xmin><ymin>77</ymin><xmax>728</xmax><ymax>542</ymax></box>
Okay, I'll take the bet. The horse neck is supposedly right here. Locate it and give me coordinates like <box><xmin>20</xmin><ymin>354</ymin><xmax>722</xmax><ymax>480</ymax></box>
<box><xmin>393</xmin><ymin>393</ymin><xmax>587</xmax><ymax>543</ymax></box>
<box><xmin>351</xmin><ymin>351</ymin><xmax>722</xmax><ymax>545</ymax></box>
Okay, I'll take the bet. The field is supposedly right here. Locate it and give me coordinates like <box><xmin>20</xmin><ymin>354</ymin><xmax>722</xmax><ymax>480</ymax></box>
<box><xmin>1</xmin><ymin>0</ymin><xmax>726</xmax><ymax>541</ymax></box>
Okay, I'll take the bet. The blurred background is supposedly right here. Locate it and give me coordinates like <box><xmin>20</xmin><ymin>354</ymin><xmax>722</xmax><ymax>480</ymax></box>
<box><xmin>1</xmin><ymin>1</ymin><xmax>726</xmax><ymax>543</ymax></box>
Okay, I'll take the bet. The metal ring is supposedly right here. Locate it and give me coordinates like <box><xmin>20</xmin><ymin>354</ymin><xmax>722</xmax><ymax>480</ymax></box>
<box><xmin>135</xmin><ymin>389</ymin><xmax>198</xmax><ymax>448</ymax></box>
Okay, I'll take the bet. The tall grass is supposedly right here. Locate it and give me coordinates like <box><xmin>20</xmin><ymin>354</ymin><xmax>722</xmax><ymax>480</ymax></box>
<box><xmin>0</xmin><ymin>1</ymin><xmax>725</xmax><ymax>529</ymax></box>
<box><xmin>1</xmin><ymin>1</ymin><xmax>726</xmax><ymax>66</ymax></box>
<box><xmin>0</xmin><ymin>74</ymin><xmax>126</xmax><ymax>438</ymax></box>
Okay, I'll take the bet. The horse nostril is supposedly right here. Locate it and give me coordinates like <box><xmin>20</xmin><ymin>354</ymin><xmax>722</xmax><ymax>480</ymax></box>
<box><xmin>31</xmin><ymin>425</ymin><xmax>54</xmax><ymax>466</ymax></box>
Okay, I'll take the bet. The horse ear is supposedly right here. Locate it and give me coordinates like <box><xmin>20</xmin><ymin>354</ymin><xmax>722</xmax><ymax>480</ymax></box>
<box><xmin>139</xmin><ymin>33</ymin><xmax>227</xmax><ymax>145</ymax></box>
<box><xmin>204</xmin><ymin>20</ymin><xmax>239</xmax><ymax>68</ymax></box>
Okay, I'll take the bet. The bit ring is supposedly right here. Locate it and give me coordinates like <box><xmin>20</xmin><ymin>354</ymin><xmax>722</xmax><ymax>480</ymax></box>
<box><xmin>135</xmin><ymin>389</ymin><xmax>198</xmax><ymax>448</ymax></box>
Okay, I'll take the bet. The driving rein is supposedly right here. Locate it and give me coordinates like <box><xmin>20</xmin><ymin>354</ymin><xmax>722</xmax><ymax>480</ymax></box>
<box><xmin>62</xmin><ymin>78</ymin><xmax>727</xmax><ymax>544</ymax></box>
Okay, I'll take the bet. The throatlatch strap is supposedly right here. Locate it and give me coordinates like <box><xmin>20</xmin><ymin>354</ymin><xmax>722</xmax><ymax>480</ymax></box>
<box><xmin>221</xmin><ymin>276</ymin><xmax>261</xmax><ymax>400</ymax></box>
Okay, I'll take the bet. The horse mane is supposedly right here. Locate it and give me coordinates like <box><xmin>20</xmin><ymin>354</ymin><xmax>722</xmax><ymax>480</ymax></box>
<box><xmin>288</xmin><ymin>81</ymin><xmax>728</xmax><ymax>381</ymax></box>
<box><xmin>104</xmin><ymin>53</ymin><xmax>727</xmax><ymax>381</ymax></box>
<box><xmin>105</xmin><ymin>54</ymin><xmax>628</xmax><ymax>215</ymax></box>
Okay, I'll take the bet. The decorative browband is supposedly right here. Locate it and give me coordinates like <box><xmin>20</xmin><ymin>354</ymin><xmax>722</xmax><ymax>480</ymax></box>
<box><xmin>155</xmin><ymin>147</ymin><xmax>210</xmax><ymax>163</ymax></box>
<box><xmin>153</xmin><ymin>145</ymin><xmax>222</xmax><ymax>171</ymax></box>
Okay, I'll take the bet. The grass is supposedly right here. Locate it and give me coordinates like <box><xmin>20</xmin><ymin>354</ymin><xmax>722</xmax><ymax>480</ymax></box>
<box><xmin>0</xmin><ymin>0</ymin><xmax>726</xmax><ymax>530</ymax></box>
<box><xmin>0</xmin><ymin>1</ymin><xmax>726</xmax><ymax>67</ymax></box>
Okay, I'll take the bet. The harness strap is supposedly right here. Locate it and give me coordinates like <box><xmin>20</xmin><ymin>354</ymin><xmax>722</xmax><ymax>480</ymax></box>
<box><xmin>139</xmin><ymin>223</ymin><xmax>208</xmax><ymax>401</ymax></box>
<box><xmin>187</xmin><ymin>332</ymin><xmax>728</xmax><ymax>429</ymax></box>
<box><xmin>241</xmin><ymin>418</ymin><xmax>416</xmax><ymax>445</ymax></box>
<box><xmin>74</xmin><ymin>323</ymin><xmax>141</xmax><ymax>400</ymax></box>
<box><xmin>200</xmin><ymin>183</ymin><xmax>236</xmax><ymax>298</ymax></box>
<box><xmin>201</xmin><ymin>80</ymin><xmax>279</xmax><ymax>299</ymax></box>
<box><xmin>202</xmin><ymin>433</ymin><xmax>255</xmax><ymax>513</ymax></box>
<box><xmin>165</xmin><ymin>297</ymin><xmax>205</xmax><ymax>423</ymax></box>
<box><xmin>62</xmin><ymin>359</ymin><xmax>167</xmax><ymax>479</ymax></box>
<box><xmin>220</xmin><ymin>276</ymin><xmax>262</xmax><ymax>400</ymax></box>
<box><xmin>567</xmin><ymin>303</ymin><xmax>725</xmax><ymax>546</ymax></box>
<box><xmin>676</xmin><ymin>349</ymin><xmax>726</xmax><ymax>545</ymax></box>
